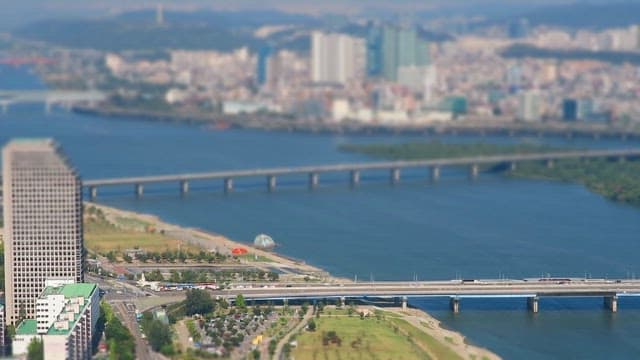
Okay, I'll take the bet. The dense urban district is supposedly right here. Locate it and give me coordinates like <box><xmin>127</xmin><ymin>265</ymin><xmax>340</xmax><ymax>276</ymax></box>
<box><xmin>3</xmin><ymin>4</ymin><xmax>640</xmax><ymax>134</ymax></box>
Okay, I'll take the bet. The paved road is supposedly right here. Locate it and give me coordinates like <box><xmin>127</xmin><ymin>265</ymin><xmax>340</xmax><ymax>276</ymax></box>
<box><xmin>274</xmin><ymin>308</ymin><xmax>313</xmax><ymax>360</ymax></box>
<box><xmin>112</xmin><ymin>301</ymin><xmax>154</xmax><ymax>360</ymax></box>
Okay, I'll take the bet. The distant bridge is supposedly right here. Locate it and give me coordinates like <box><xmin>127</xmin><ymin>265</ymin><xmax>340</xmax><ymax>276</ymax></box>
<box><xmin>215</xmin><ymin>279</ymin><xmax>640</xmax><ymax>313</ymax></box>
<box><xmin>82</xmin><ymin>148</ymin><xmax>640</xmax><ymax>198</ymax></box>
<box><xmin>0</xmin><ymin>90</ymin><xmax>106</xmax><ymax>114</ymax></box>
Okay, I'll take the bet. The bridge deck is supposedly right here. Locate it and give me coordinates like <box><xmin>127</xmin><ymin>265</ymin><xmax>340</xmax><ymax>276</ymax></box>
<box><xmin>82</xmin><ymin>148</ymin><xmax>640</xmax><ymax>187</ymax></box>
<box><xmin>218</xmin><ymin>280</ymin><xmax>640</xmax><ymax>300</ymax></box>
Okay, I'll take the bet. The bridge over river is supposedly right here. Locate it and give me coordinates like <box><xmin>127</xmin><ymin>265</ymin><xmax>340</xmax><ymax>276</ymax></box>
<box><xmin>82</xmin><ymin>148</ymin><xmax>640</xmax><ymax>198</ymax></box>
<box><xmin>214</xmin><ymin>279</ymin><xmax>640</xmax><ymax>314</ymax></box>
<box><xmin>0</xmin><ymin>90</ymin><xmax>106</xmax><ymax>113</ymax></box>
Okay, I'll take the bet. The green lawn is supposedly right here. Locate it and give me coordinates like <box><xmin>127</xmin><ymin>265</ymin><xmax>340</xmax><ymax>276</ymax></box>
<box><xmin>292</xmin><ymin>316</ymin><xmax>430</xmax><ymax>360</ymax></box>
<box><xmin>84</xmin><ymin>216</ymin><xmax>202</xmax><ymax>254</ymax></box>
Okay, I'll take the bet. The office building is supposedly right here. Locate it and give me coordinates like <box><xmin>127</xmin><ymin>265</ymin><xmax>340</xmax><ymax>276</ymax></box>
<box><xmin>256</xmin><ymin>46</ymin><xmax>272</xmax><ymax>86</ymax></box>
<box><xmin>366</xmin><ymin>23</ymin><xmax>383</xmax><ymax>77</ymax></box>
<box><xmin>310</xmin><ymin>31</ymin><xmax>365</xmax><ymax>85</ymax></box>
<box><xmin>13</xmin><ymin>282</ymin><xmax>99</xmax><ymax>360</ymax></box>
<box><xmin>379</xmin><ymin>25</ymin><xmax>430</xmax><ymax>81</ymax></box>
<box><xmin>518</xmin><ymin>91</ymin><xmax>541</xmax><ymax>122</ymax></box>
<box><xmin>562</xmin><ymin>99</ymin><xmax>578</xmax><ymax>121</ymax></box>
<box><xmin>2</xmin><ymin>139</ymin><xmax>84</xmax><ymax>325</ymax></box>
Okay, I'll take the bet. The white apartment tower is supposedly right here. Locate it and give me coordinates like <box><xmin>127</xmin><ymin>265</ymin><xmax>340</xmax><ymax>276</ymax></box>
<box><xmin>311</xmin><ymin>31</ymin><xmax>365</xmax><ymax>85</ymax></box>
<box><xmin>2</xmin><ymin>139</ymin><xmax>84</xmax><ymax>325</ymax></box>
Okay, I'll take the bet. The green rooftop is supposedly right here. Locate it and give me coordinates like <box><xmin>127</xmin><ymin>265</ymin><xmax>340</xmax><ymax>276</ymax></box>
<box><xmin>16</xmin><ymin>319</ymin><xmax>37</xmax><ymax>335</ymax></box>
<box><xmin>41</xmin><ymin>283</ymin><xmax>96</xmax><ymax>299</ymax></box>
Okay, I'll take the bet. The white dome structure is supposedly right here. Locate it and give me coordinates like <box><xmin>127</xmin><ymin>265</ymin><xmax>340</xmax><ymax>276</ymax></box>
<box><xmin>254</xmin><ymin>234</ymin><xmax>276</xmax><ymax>250</ymax></box>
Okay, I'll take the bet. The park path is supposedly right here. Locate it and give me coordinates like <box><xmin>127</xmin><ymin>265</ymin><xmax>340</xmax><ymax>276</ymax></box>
<box><xmin>274</xmin><ymin>308</ymin><xmax>313</xmax><ymax>360</ymax></box>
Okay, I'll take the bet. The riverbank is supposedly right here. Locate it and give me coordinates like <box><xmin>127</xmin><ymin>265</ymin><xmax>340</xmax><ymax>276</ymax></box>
<box><xmin>85</xmin><ymin>202</ymin><xmax>332</xmax><ymax>280</ymax></box>
<box><xmin>73</xmin><ymin>104</ymin><xmax>640</xmax><ymax>139</ymax></box>
<box><xmin>87</xmin><ymin>202</ymin><xmax>500</xmax><ymax>359</ymax></box>
<box><xmin>291</xmin><ymin>306</ymin><xmax>500</xmax><ymax>360</ymax></box>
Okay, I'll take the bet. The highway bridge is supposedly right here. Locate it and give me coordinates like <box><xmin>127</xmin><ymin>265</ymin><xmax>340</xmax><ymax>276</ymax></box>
<box><xmin>82</xmin><ymin>148</ymin><xmax>640</xmax><ymax>198</ymax></box>
<box><xmin>214</xmin><ymin>279</ymin><xmax>640</xmax><ymax>313</ymax></box>
<box><xmin>0</xmin><ymin>90</ymin><xmax>106</xmax><ymax>114</ymax></box>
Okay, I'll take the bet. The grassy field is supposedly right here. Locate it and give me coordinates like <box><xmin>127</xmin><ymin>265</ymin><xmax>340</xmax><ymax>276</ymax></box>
<box><xmin>386</xmin><ymin>317</ymin><xmax>463</xmax><ymax>360</ymax></box>
<box><xmin>84</xmin><ymin>210</ymin><xmax>202</xmax><ymax>254</ymax></box>
<box><xmin>292</xmin><ymin>315</ymin><xmax>431</xmax><ymax>360</ymax></box>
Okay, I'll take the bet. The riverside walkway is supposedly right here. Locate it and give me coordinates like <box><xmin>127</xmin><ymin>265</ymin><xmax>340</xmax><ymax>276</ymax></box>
<box><xmin>216</xmin><ymin>278</ymin><xmax>640</xmax><ymax>314</ymax></box>
<box><xmin>82</xmin><ymin>148</ymin><xmax>640</xmax><ymax>198</ymax></box>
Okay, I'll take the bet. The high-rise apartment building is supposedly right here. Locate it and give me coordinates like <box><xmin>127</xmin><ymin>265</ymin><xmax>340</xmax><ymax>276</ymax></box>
<box><xmin>310</xmin><ymin>31</ymin><xmax>365</xmax><ymax>85</ymax></box>
<box><xmin>518</xmin><ymin>91</ymin><xmax>541</xmax><ymax>122</ymax></box>
<box><xmin>2</xmin><ymin>139</ymin><xmax>84</xmax><ymax>325</ymax></box>
<box><xmin>378</xmin><ymin>25</ymin><xmax>430</xmax><ymax>81</ymax></box>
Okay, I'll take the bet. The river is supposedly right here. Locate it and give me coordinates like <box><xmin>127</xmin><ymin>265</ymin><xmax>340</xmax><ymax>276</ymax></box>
<box><xmin>2</xmin><ymin>65</ymin><xmax>640</xmax><ymax>358</ymax></box>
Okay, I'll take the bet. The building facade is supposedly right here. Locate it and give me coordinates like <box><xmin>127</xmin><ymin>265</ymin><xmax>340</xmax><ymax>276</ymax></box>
<box><xmin>2</xmin><ymin>139</ymin><xmax>84</xmax><ymax>325</ymax></box>
<box><xmin>311</xmin><ymin>31</ymin><xmax>365</xmax><ymax>85</ymax></box>
<box><xmin>14</xmin><ymin>282</ymin><xmax>99</xmax><ymax>360</ymax></box>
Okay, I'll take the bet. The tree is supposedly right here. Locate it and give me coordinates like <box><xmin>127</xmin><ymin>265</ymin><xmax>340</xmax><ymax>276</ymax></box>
<box><xmin>235</xmin><ymin>294</ymin><xmax>246</xmax><ymax>309</ymax></box>
<box><xmin>268</xmin><ymin>339</ymin><xmax>277</xmax><ymax>356</ymax></box>
<box><xmin>184</xmin><ymin>289</ymin><xmax>215</xmax><ymax>316</ymax></box>
<box><xmin>307</xmin><ymin>319</ymin><xmax>316</xmax><ymax>331</ymax></box>
<box><xmin>27</xmin><ymin>337</ymin><xmax>43</xmax><ymax>360</ymax></box>
<box><xmin>146</xmin><ymin>320</ymin><xmax>172</xmax><ymax>352</ymax></box>
<box><xmin>252</xmin><ymin>349</ymin><xmax>261</xmax><ymax>359</ymax></box>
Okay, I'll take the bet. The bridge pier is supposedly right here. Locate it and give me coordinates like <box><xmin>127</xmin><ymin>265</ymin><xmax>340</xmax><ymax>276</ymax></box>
<box><xmin>267</xmin><ymin>175</ymin><xmax>277</xmax><ymax>192</ymax></box>
<box><xmin>527</xmin><ymin>296</ymin><xmax>539</xmax><ymax>313</ymax></box>
<box><xmin>390</xmin><ymin>168</ymin><xmax>401</xmax><ymax>185</ymax></box>
<box><xmin>89</xmin><ymin>186</ymin><xmax>97</xmax><ymax>200</ymax></box>
<box><xmin>565</xmin><ymin>132</ymin><xmax>573</xmax><ymax>140</ymax></box>
<box><xmin>402</xmin><ymin>296</ymin><xmax>408</xmax><ymax>311</ymax></box>
<box><xmin>546</xmin><ymin>159</ymin><xmax>555</xmax><ymax>169</ymax></box>
<box><xmin>44</xmin><ymin>101</ymin><xmax>52</xmax><ymax>115</ymax></box>
<box><xmin>618</xmin><ymin>156</ymin><xmax>626</xmax><ymax>164</ymax></box>
<box><xmin>450</xmin><ymin>297</ymin><xmax>460</xmax><ymax>314</ymax></box>
<box><xmin>339</xmin><ymin>297</ymin><xmax>345</xmax><ymax>308</ymax></box>
<box><xmin>430</xmin><ymin>166</ymin><xmax>440</xmax><ymax>182</ymax></box>
<box><xmin>180</xmin><ymin>180</ymin><xmax>189</xmax><ymax>195</ymax></box>
<box><xmin>350</xmin><ymin>170</ymin><xmax>360</xmax><ymax>188</ymax></box>
<box><xmin>469</xmin><ymin>164</ymin><xmax>479</xmax><ymax>179</ymax></box>
<box><xmin>510</xmin><ymin>162</ymin><xmax>517</xmax><ymax>171</ymax></box>
<box><xmin>309</xmin><ymin>172</ymin><xmax>319</xmax><ymax>190</ymax></box>
<box><xmin>135</xmin><ymin>184</ymin><xmax>144</xmax><ymax>198</ymax></box>
<box><xmin>1</xmin><ymin>102</ymin><xmax>8</xmax><ymax>114</ymax></box>
<box><xmin>224</xmin><ymin>178</ymin><xmax>234</xmax><ymax>194</ymax></box>
<box><xmin>593</xmin><ymin>133</ymin><xmax>601</xmax><ymax>140</ymax></box>
<box><xmin>604</xmin><ymin>295</ymin><xmax>618</xmax><ymax>313</ymax></box>
<box><xmin>621</xmin><ymin>134</ymin><xmax>628</xmax><ymax>141</ymax></box>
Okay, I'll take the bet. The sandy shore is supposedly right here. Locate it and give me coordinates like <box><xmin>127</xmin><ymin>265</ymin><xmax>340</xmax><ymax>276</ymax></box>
<box><xmin>86</xmin><ymin>201</ymin><xmax>332</xmax><ymax>278</ymax></box>
<box><xmin>87</xmin><ymin>201</ymin><xmax>500</xmax><ymax>359</ymax></box>
<box><xmin>387</xmin><ymin>307</ymin><xmax>501</xmax><ymax>360</ymax></box>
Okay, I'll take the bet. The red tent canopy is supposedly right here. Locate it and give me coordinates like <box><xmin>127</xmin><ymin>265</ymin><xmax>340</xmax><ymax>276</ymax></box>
<box><xmin>232</xmin><ymin>247</ymin><xmax>248</xmax><ymax>255</ymax></box>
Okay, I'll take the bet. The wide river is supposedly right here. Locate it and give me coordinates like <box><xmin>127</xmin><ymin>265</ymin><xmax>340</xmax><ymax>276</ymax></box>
<box><xmin>3</xmin><ymin>65</ymin><xmax>640</xmax><ymax>358</ymax></box>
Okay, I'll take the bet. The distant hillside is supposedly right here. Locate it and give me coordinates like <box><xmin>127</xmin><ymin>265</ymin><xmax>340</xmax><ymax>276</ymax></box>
<box><xmin>14</xmin><ymin>10</ymin><xmax>321</xmax><ymax>52</ymax></box>
<box><xmin>505</xmin><ymin>3</ymin><xmax>640</xmax><ymax>30</ymax></box>
<box><xmin>501</xmin><ymin>44</ymin><xmax>640</xmax><ymax>65</ymax></box>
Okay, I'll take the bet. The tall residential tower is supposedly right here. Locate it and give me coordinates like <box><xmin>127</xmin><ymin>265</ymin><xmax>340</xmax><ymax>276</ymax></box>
<box><xmin>2</xmin><ymin>139</ymin><xmax>84</xmax><ymax>325</ymax></box>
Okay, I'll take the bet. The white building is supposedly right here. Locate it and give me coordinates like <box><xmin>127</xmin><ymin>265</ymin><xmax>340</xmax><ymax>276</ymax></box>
<box><xmin>2</xmin><ymin>139</ymin><xmax>84</xmax><ymax>325</ymax></box>
<box><xmin>518</xmin><ymin>91</ymin><xmax>541</xmax><ymax>122</ymax></box>
<box><xmin>14</xmin><ymin>282</ymin><xmax>100</xmax><ymax>360</ymax></box>
<box><xmin>311</xmin><ymin>31</ymin><xmax>365</xmax><ymax>85</ymax></box>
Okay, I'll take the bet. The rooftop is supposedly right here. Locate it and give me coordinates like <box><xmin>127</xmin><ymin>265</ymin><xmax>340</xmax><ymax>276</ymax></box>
<box><xmin>16</xmin><ymin>319</ymin><xmax>37</xmax><ymax>336</ymax></box>
<box><xmin>41</xmin><ymin>283</ymin><xmax>96</xmax><ymax>299</ymax></box>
